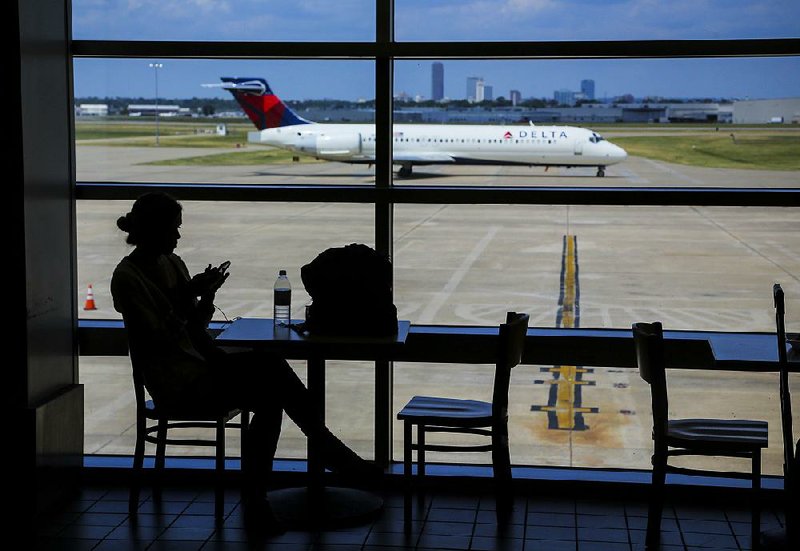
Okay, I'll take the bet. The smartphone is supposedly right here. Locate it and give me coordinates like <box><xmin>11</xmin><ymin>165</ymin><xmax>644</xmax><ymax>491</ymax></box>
<box><xmin>218</xmin><ymin>260</ymin><xmax>231</xmax><ymax>275</ymax></box>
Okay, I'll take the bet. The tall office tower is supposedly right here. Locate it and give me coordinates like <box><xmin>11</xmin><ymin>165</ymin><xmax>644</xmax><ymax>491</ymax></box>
<box><xmin>484</xmin><ymin>85</ymin><xmax>493</xmax><ymax>101</ymax></box>
<box><xmin>581</xmin><ymin>79</ymin><xmax>596</xmax><ymax>100</ymax></box>
<box><xmin>510</xmin><ymin>90</ymin><xmax>521</xmax><ymax>106</ymax></box>
<box><xmin>431</xmin><ymin>62</ymin><xmax>444</xmax><ymax>101</ymax></box>
<box><xmin>555</xmin><ymin>89</ymin><xmax>576</xmax><ymax>106</ymax></box>
<box><xmin>467</xmin><ymin>76</ymin><xmax>483</xmax><ymax>102</ymax></box>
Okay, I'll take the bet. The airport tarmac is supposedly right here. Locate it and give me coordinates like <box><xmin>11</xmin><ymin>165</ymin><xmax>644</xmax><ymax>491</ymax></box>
<box><xmin>76</xmin><ymin>143</ymin><xmax>799</xmax><ymax>475</ymax></box>
<box><xmin>76</xmin><ymin>142</ymin><xmax>800</xmax><ymax>188</ymax></box>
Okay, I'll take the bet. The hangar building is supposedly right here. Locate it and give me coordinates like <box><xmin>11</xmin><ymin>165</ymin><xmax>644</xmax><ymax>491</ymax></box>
<box><xmin>733</xmin><ymin>98</ymin><xmax>800</xmax><ymax>123</ymax></box>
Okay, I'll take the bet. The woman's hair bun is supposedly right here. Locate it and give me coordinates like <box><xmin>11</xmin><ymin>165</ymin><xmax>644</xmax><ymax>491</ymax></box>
<box><xmin>116</xmin><ymin>213</ymin><xmax>133</xmax><ymax>233</ymax></box>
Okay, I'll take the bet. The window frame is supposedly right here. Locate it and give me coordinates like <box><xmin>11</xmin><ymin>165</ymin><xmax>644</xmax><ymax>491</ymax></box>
<box><xmin>71</xmin><ymin>6</ymin><xmax>800</xmax><ymax>467</ymax></box>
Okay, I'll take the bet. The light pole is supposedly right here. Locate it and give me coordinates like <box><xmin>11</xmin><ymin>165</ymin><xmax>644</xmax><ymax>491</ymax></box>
<box><xmin>149</xmin><ymin>63</ymin><xmax>163</xmax><ymax>145</ymax></box>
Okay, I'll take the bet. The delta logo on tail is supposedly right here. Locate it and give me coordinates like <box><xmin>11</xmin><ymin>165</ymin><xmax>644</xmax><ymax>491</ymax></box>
<box><xmin>207</xmin><ymin>76</ymin><xmax>626</xmax><ymax>178</ymax></box>
<box><xmin>218</xmin><ymin>77</ymin><xmax>310</xmax><ymax>130</ymax></box>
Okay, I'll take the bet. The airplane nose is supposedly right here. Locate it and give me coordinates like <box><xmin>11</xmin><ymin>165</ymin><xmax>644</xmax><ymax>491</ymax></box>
<box><xmin>611</xmin><ymin>144</ymin><xmax>627</xmax><ymax>160</ymax></box>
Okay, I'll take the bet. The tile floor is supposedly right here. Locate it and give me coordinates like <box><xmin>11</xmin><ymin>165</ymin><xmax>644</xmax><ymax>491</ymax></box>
<box><xmin>35</xmin><ymin>476</ymin><xmax>786</xmax><ymax>551</ymax></box>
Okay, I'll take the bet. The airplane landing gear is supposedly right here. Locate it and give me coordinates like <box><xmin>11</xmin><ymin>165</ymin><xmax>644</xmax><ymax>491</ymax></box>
<box><xmin>596</xmin><ymin>166</ymin><xmax>606</xmax><ymax>177</ymax></box>
<box><xmin>398</xmin><ymin>164</ymin><xmax>413</xmax><ymax>178</ymax></box>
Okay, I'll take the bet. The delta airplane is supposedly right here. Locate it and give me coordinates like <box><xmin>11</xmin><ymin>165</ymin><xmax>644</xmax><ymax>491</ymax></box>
<box><xmin>210</xmin><ymin>77</ymin><xmax>627</xmax><ymax>177</ymax></box>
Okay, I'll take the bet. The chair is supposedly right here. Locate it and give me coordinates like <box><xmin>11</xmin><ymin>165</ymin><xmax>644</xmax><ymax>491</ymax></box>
<box><xmin>632</xmin><ymin>321</ymin><xmax>768</xmax><ymax>549</ymax></box>
<box><xmin>772</xmin><ymin>284</ymin><xmax>798</xmax><ymax>547</ymax></box>
<box><xmin>128</xmin><ymin>347</ymin><xmax>249</xmax><ymax>522</ymax></box>
<box><xmin>397</xmin><ymin>311</ymin><xmax>529</xmax><ymax>518</ymax></box>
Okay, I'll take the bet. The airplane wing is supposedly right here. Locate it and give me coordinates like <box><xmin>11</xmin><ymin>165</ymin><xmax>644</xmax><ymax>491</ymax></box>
<box><xmin>393</xmin><ymin>152</ymin><xmax>456</xmax><ymax>163</ymax></box>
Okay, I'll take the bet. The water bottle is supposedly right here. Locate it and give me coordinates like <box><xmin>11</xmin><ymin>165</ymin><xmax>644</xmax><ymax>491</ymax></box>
<box><xmin>273</xmin><ymin>270</ymin><xmax>292</xmax><ymax>326</ymax></box>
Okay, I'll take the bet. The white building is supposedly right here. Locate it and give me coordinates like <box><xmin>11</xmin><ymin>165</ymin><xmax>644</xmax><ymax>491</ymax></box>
<box><xmin>127</xmin><ymin>104</ymin><xmax>185</xmax><ymax>117</ymax></box>
<box><xmin>467</xmin><ymin>77</ymin><xmax>484</xmax><ymax>102</ymax></box>
<box><xmin>76</xmin><ymin>104</ymin><xmax>108</xmax><ymax>116</ymax></box>
<box><xmin>733</xmin><ymin>98</ymin><xmax>800</xmax><ymax>124</ymax></box>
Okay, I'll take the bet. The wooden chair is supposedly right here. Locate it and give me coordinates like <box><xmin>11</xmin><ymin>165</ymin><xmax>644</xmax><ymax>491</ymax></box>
<box><xmin>128</xmin><ymin>347</ymin><xmax>249</xmax><ymax>522</ymax></box>
<box><xmin>397</xmin><ymin>312</ymin><xmax>529</xmax><ymax>518</ymax></box>
<box><xmin>632</xmin><ymin>321</ymin><xmax>768</xmax><ymax>549</ymax></box>
<box><xmin>772</xmin><ymin>284</ymin><xmax>798</xmax><ymax>547</ymax></box>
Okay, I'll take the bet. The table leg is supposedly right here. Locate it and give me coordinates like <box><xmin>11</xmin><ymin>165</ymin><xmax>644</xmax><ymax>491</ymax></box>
<box><xmin>374</xmin><ymin>359</ymin><xmax>393</xmax><ymax>468</ymax></box>
<box><xmin>267</xmin><ymin>355</ymin><xmax>383</xmax><ymax>530</ymax></box>
<box><xmin>307</xmin><ymin>357</ymin><xmax>325</xmax><ymax>504</ymax></box>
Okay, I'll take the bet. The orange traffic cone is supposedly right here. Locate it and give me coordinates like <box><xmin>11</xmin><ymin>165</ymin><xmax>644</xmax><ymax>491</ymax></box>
<box><xmin>83</xmin><ymin>284</ymin><xmax>97</xmax><ymax>310</ymax></box>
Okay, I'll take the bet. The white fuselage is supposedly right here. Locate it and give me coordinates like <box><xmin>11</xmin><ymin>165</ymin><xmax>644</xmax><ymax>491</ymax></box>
<box><xmin>248</xmin><ymin>123</ymin><xmax>627</xmax><ymax>168</ymax></box>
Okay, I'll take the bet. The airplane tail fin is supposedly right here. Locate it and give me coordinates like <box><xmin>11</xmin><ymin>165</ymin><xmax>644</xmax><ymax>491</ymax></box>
<box><xmin>217</xmin><ymin>77</ymin><xmax>311</xmax><ymax>130</ymax></box>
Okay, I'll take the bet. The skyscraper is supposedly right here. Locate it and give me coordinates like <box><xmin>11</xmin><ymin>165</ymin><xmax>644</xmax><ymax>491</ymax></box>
<box><xmin>509</xmin><ymin>90</ymin><xmax>521</xmax><ymax>106</ymax></box>
<box><xmin>432</xmin><ymin>62</ymin><xmax>444</xmax><ymax>101</ymax></box>
<box><xmin>555</xmin><ymin>89</ymin><xmax>576</xmax><ymax>106</ymax></box>
<box><xmin>581</xmin><ymin>79</ymin><xmax>596</xmax><ymax>101</ymax></box>
<box><xmin>483</xmin><ymin>85</ymin><xmax>493</xmax><ymax>101</ymax></box>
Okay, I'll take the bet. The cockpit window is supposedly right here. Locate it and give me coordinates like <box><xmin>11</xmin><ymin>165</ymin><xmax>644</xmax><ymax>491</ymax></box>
<box><xmin>591</xmin><ymin>133</ymin><xmax>606</xmax><ymax>143</ymax></box>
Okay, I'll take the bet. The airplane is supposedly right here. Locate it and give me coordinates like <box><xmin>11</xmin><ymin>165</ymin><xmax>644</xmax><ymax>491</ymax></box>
<box><xmin>209</xmin><ymin>77</ymin><xmax>627</xmax><ymax>177</ymax></box>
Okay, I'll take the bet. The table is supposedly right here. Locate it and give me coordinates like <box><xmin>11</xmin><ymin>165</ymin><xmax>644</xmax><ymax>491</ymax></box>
<box><xmin>709</xmin><ymin>332</ymin><xmax>798</xmax><ymax>371</ymax></box>
<box><xmin>216</xmin><ymin>317</ymin><xmax>410</xmax><ymax>529</ymax></box>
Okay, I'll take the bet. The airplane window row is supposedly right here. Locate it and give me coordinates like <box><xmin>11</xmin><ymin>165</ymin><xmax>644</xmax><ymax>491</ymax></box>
<box><xmin>369</xmin><ymin>136</ymin><xmax>556</xmax><ymax>145</ymax></box>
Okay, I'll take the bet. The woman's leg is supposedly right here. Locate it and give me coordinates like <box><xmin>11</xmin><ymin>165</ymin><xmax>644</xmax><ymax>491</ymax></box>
<box><xmin>217</xmin><ymin>350</ymin><xmax>283</xmax><ymax>502</ymax></box>
<box><xmin>221</xmin><ymin>349</ymin><xmax>376</xmax><ymax>480</ymax></box>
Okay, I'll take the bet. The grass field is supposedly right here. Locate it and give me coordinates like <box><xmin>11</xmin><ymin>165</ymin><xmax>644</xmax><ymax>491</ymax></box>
<box><xmin>75</xmin><ymin>119</ymin><xmax>253</xmax><ymax>146</ymax></box>
<box><xmin>612</xmin><ymin>133</ymin><xmax>800</xmax><ymax>170</ymax></box>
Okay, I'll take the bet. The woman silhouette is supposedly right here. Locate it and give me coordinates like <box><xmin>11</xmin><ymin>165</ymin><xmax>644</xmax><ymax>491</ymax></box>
<box><xmin>111</xmin><ymin>192</ymin><xmax>375</xmax><ymax>530</ymax></box>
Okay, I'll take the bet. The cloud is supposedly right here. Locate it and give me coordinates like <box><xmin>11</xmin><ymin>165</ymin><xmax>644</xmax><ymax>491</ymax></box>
<box><xmin>394</xmin><ymin>0</ymin><xmax>800</xmax><ymax>41</ymax></box>
<box><xmin>499</xmin><ymin>0</ymin><xmax>556</xmax><ymax>13</ymax></box>
<box><xmin>73</xmin><ymin>0</ymin><xmax>800</xmax><ymax>42</ymax></box>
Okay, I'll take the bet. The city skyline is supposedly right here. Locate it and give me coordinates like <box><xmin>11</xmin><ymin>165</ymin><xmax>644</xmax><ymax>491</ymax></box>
<box><xmin>74</xmin><ymin>57</ymin><xmax>800</xmax><ymax>103</ymax></box>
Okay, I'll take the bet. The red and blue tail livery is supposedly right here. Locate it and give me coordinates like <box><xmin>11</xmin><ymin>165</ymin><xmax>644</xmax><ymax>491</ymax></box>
<box><xmin>219</xmin><ymin>77</ymin><xmax>310</xmax><ymax>130</ymax></box>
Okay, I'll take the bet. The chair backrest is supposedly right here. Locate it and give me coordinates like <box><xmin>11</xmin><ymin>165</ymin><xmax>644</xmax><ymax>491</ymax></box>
<box><xmin>126</xmin><ymin>332</ymin><xmax>151</xmax><ymax>417</ymax></box>
<box><xmin>120</xmin><ymin>315</ymin><xmax>157</xmax><ymax>418</ymax></box>
<box><xmin>774</xmin><ymin>284</ymin><xmax>795</xmax><ymax>472</ymax></box>
<box><xmin>492</xmin><ymin>312</ymin><xmax>530</xmax><ymax>419</ymax></box>
<box><xmin>632</xmin><ymin>321</ymin><xmax>669</xmax><ymax>441</ymax></box>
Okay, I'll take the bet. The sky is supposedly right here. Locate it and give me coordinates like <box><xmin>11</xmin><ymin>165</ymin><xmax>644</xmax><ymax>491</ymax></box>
<box><xmin>71</xmin><ymin>1</ymin><xmax>800</xmax><ymax>101</ymax></box>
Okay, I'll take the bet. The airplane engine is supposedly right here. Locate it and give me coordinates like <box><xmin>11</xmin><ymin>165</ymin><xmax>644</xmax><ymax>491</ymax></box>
<box><xmin>317</xmin><ymin>133</ymin><xmax>363</xmax><ymax>156</ymax></box>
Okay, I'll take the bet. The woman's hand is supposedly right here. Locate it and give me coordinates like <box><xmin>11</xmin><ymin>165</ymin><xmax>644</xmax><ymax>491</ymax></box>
<box><xmin>190</xmin><ymin>264</ymin><xmax>229</xmax><ymax>299</ymax></box>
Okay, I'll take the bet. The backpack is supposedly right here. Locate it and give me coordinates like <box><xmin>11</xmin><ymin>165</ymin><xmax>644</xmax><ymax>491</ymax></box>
<box><xmin>300</xmin><ymin>243</ymin><xmax>398</xmax><ymax>337</ymax></box>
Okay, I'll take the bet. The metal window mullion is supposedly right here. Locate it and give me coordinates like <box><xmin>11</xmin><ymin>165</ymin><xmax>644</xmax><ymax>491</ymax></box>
<box><xmin>374</xmin><ymin>0</ymin><xmax>395</xmax><ymax>469</ymax></box>
<box><xmin>75</xmin><ymin>183</ymin><xmax>800</xmax><ymax>208</ymax></box>
<box><xmin>70</xmin><ymin>38</ymin><xmax>800</xmax><ymax>60</ymax></box>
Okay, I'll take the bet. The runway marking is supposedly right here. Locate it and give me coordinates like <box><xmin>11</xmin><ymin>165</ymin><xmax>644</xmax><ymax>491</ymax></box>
<box><xmin>531</xmin><ymin>235</ymin><xmax>598</xmax><ymax>431</ymax></box>
<box><xmin>691</xmin><ymin>207</ymin><xmax>800</xmax><ymax>284</ymax></box>
<box><xmin>417</xmin><ymin>226</ymin><xmax>499</xmax><ymax>323</ymax></box>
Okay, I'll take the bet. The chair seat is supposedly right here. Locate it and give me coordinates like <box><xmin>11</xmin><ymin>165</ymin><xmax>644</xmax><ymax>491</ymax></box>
<box><xmin>666</xmin><ymin>418</ymin><xmax>768</xmax><ymax>450</ymax></box>
<box><xmin>397</xmin><ymin>395</ymin><xmax>493</xmax><ymax>427</ymax></box>
<box><xmin>145</xmin><ymin>399</ymin><xmax>241</xmax><ymax>422</ymax></box>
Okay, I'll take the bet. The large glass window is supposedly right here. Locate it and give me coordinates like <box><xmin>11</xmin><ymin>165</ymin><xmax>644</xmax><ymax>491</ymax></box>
<box><xmin>78</xmin><ymin>199</ymin><xmax>375</xmax><ymax>459</ymax></box>
<box><xmin>392</xmin><ymin>57</ymin><xmax>800</xmax><ymax>186</ymax></box>
<box><xmin>72</xmin><ymin>1</ymin><xmax>375</xmax><ymax>41</ymax></box>
<box><xmin>395</xmin><ymin>1</ymin><xmax>800</xmax><ymax>42</ymax></box>
<box><xmin>392</xmin><ymin>363</ymin><xmax>786</xmax><ymax>475</ymax></box>
<box><xmin>73</xmin><ymin>2</ymin><xmax>799</xmax><ymax>474</ymax></box>
<box><xmin>394</xmin><ymin>204</ymin><xmax>799</xmax><ymax>330</ymax></box>
<box><xmin>74</xmin><ymin>59</ymin><xmax>376</xmax><ymax>185</ymax></box>
<box><xmin>77</xmin><ymin>200</ymin><xmax>375</xmax><ymax>322</ymax></box>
